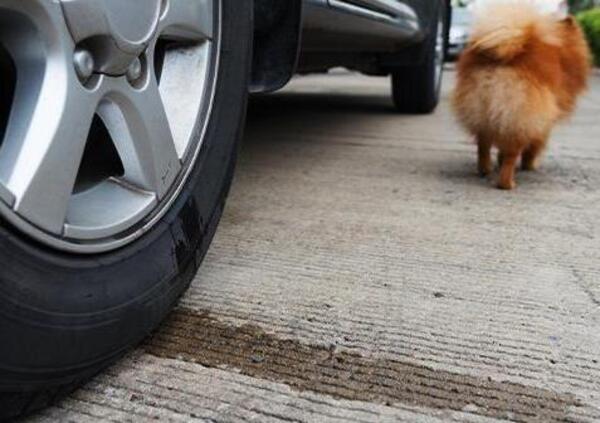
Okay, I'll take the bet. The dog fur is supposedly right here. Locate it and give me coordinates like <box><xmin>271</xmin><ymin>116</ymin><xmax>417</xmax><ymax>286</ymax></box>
<box><xmin>452</xmin><ymin>1</ymin><xmax>591</xmax><ymax>189</ymax></box>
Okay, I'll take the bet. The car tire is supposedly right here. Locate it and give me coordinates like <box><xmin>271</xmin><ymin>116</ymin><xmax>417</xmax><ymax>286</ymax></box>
<box><xmin>0</xmin><ymin>0</ymin><xmax>252</xmax><ymax>419</ymax></box>
<box><xmin>391</xmin><ymin>2</ymin><xmax>448</xmax><ymax>114</ymax></box>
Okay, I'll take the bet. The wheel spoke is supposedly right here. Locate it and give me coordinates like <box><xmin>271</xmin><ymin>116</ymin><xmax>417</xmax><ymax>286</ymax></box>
<box><xmin>159</xmin><ymin>0</ymin><xmax>213</xmax><ymax>42</ymax></box>
<box><xmin>98</xmin><ymin>77</ymin><xmax>181</xmax><ymax>200</ymax></box>
<box><xmin>0</xmin><ymin>61</ymin><xmax>99</xmax><ymax>235</ymax></box>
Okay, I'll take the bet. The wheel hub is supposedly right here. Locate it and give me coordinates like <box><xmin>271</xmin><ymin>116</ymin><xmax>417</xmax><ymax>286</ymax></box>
<box><xmin>60</xmin><ymin>0</ymin><xmax>163</xmax><ymax>75</ymax></box>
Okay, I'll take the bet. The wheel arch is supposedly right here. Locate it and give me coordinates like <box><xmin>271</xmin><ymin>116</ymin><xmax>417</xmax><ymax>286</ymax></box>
<box><xmin>251</xmin><ymin>0</ymin><xmax>303</xmax><ymax>93</ymax></box>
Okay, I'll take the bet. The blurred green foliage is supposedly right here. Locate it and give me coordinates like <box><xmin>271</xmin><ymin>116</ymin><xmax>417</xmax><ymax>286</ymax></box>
<box><xmin>578</xmin><ymin>8</ymin><xmax>600</xmax><ymax>66</ymax></box>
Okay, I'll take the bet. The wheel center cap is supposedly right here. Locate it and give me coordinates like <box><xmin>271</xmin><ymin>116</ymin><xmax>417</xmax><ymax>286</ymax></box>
<box><xmin>60</xmin><ymin>0</ymin><xmax>163</xmax><ymax>75</ymax></box>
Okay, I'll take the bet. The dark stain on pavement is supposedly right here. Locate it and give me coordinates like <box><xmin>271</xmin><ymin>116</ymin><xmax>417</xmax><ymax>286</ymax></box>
<box><xmin>145</xmin><ymin>308</ymin><xmax>582</xmax><ymax>423</ymax></box>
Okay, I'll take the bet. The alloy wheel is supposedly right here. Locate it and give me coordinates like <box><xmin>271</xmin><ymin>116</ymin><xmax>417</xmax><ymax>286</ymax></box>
<box><xmin>434</xmin><ymin>9</ymin><xmax>446</xmax><ymax>91</ymax></box>
<box><xmin>0</xmin><ymin>0</ymin><xmax>219</xmax><ymax>253</ymax></box>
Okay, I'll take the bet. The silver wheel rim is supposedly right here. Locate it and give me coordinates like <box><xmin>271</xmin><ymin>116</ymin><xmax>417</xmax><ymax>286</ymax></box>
<box><xmin>0</xmin><ymin>0</ymin><xmax>220</xmax><ymax>253</ymax></box>
<box><xmin>434</xmin><ymin>11</ymin><xmax>445</xmax><ymax>90</ymax></box>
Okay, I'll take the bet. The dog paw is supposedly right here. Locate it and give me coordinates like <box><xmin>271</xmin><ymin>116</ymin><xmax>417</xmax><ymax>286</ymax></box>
<box><xmin>497</xmin><ymin>179</ymin><xmax>516</xmax><ymax>190</ymax></box>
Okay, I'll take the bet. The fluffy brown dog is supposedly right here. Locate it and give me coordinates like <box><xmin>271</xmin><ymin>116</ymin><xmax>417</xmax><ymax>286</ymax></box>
<box><xmin>453</xmin><ymin>2</ymin><xmax>591</xmax><ymax>189</ymax></box>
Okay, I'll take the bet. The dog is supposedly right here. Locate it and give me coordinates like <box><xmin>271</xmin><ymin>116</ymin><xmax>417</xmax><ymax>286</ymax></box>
<box><xmin>452</xmin><ymin>1</ymin><xmax>591</xmax><ymax>190</ymax></box>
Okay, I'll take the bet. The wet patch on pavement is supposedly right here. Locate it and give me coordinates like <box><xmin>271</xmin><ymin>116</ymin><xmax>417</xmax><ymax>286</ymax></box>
<box><xmin>145</xmin><ymin>308</ymin><xmax>582</xmax><ymax>423</ymax></box>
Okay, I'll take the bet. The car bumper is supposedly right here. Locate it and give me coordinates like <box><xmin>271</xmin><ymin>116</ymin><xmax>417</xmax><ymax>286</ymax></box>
<box><xmin>447</xmin><ymin>42</ymin><xmax>467</xmax><ymax>58</ymax></box>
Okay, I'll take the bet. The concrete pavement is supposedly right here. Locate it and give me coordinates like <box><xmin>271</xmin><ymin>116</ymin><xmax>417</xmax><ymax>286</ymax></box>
<box><xmin>28</xmin><ymin>69</ymin><xmax>600</xmax><ymax>422</ymax></box>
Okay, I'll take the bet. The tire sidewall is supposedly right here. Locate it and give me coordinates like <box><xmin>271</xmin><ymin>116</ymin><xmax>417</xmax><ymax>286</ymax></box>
<box><xmin>430</xmin><ymin>1</ymin><xmax>447</xmax><ymax>103</ymax></box>
<box><xmin>417</xmin><ymin>1</ymin><xmax>447</xmax><ymax>108</ymax></box>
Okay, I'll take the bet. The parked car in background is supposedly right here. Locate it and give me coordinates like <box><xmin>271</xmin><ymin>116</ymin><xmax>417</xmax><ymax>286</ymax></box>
<box><xmin>0</xmin><ymin>0</ymin><xmax>449</xmax><ymax>418</ymax></box>
<box><xmin>448</xmin><ymin>6</ymin><xmax>472</xmax><ymax>59</ymax></box>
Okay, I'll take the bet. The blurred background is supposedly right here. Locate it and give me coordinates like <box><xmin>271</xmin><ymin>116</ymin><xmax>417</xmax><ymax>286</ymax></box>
<box><xmin>449</xmin><ymin>0</ymin><xmax>600</xmax><ymax>67</ymax></box>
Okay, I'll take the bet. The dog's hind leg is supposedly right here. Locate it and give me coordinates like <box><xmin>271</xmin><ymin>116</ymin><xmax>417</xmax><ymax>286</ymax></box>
<box><xmin>477</xmin><ymin>136</ymin><xmax>493</xmax><ymax>177</ymax></box>
<box><xmin>497</xmin><ymin>150</ymin><xmax>520</xmax><ymax>190</ymax></box>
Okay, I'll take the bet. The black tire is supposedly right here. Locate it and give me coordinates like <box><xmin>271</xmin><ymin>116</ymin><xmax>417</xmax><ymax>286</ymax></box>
<box><xmin>391</xmin><ymin>2</ymin><xmax>448</xmax><ymax>114</ymax></box>
<box><xmin>0</xmin><ymin>1</ymin><xmax>252</xmax><ymax>420</ymax></box>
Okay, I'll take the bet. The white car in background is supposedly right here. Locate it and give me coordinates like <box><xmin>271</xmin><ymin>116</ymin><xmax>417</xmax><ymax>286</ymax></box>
<box><xmin>448</xmin><ymin>7</ymin><xmax>472</xmax><ymax>59</ymax></box>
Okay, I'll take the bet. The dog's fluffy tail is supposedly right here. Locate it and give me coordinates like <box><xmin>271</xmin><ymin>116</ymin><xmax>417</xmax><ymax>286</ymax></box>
<box><xmin>469</xmin><ymin>0</ymin><xmax>562</xmax><ymax>61</ymax></box>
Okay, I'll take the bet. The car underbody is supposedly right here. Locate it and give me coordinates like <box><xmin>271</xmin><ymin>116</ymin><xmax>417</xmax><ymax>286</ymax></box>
<box><xmin>251</xmin><ymin>0</ymin><xmax>450</xmax><ymax>93</ymax></box>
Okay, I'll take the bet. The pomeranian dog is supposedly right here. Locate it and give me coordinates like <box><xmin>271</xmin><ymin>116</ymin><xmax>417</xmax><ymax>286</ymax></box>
<box><xmin>453</xmin><ymin>1</ymin><xmax>591</xmax><ymax>189</ymax></box>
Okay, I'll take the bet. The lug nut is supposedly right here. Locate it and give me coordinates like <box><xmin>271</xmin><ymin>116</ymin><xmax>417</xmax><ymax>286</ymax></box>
<box><xmin>73</xmin><ymin>49</ymin><xmax>94</xmax><ymax>82</ymax></box>
<box><xmin>126</xmin><ymin>58</ymin><xmax>143</xmax><ymax>84</ymax></box>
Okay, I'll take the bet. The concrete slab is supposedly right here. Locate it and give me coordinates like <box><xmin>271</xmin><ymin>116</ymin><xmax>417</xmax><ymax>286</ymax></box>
<box><xmin>28</xmin><ymin>69</ymin><xmax>600</xmax><ymax>422</ymax></box>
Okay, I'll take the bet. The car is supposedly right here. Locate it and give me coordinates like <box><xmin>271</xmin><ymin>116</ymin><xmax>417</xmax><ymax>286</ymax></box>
<box><xmin>448</xmin><ymin>6</ymin><xmax>472</xmax><ymax>59</ymax></box>
<box><xmin>0</xmin><ymin>0</ymin><xmax>449</xmax><ymax>418</ymax></box>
